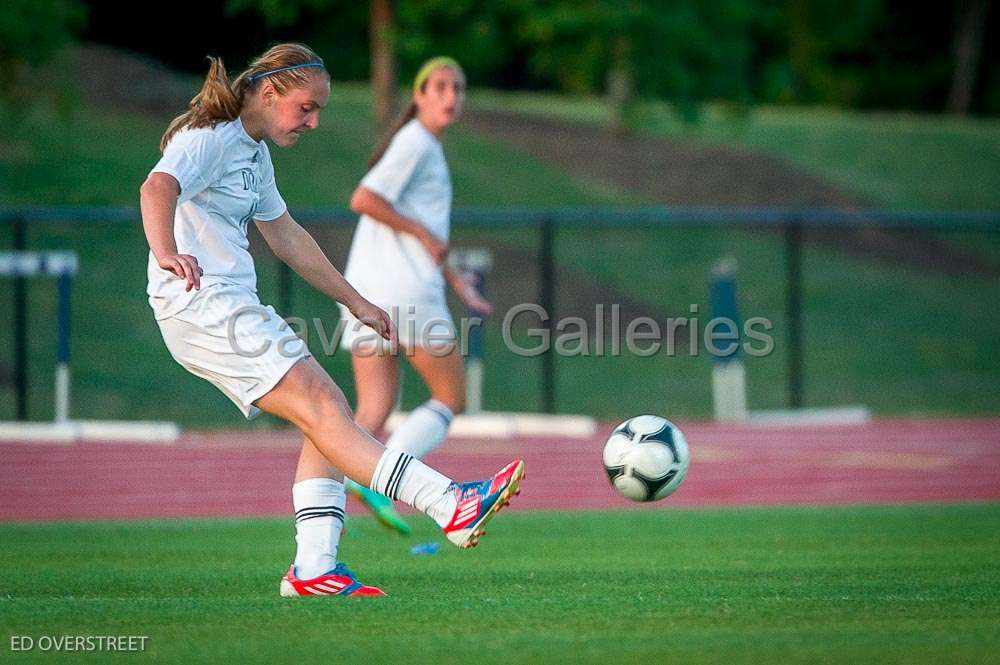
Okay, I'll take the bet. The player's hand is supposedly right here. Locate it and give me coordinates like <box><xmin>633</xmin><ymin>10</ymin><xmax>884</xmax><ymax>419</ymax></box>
<box><xmin>452</xmin><ymin>270</ymin><xmax>493</xmax><ymax>316</ymax></box>
<box><xmin>158</xmin><ymin>253</ymin><xmax>203</xmax><ymax>291</ymax></box>
<box><xmin>418</xmin><ymin>230</ymin><xmax>449</xmax><ymax>265</ymax></box>
<box><xmin>351</xmin><ymin>300</ymin><xmax>398</xmax><ymax>348</ymax></box>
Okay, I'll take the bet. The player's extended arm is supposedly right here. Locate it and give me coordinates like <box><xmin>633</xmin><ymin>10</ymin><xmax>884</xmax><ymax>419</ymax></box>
<box><xmin>443</xmin><ymin>264</ymin><xmax>493</xmax><ymax>315</ymax></box>
<box><xmin>349</xmin><ymin>185</ymin><xmax>448</xmax><ymax>265</ymax></box>
<box><xmin>255</xmin><ymin>211</ymin><xmax>396</xmax><ymax>343</ymax></box>
<box><xmin>139</xmin><ymin>172</ymin><xmax>203</xmax><ymax>291</ymax></box>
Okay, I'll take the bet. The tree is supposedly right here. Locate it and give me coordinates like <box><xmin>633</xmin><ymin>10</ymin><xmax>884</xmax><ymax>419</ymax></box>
<box><xmin>370</xmin><ymin>0</ymin><xmax>397</xmax><ymax>132</ymax></box>
<box><xmin>947</xmin><ymin>0</ymin><xmax>990</xmax><ymax>114</ymax></box>
<box><xmin>0</xmin><ymin>0</ymin><xmax>87</xmax><ymax>102</ymax></box>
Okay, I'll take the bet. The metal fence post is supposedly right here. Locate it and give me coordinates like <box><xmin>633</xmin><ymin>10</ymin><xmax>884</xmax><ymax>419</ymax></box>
<box><xmin>13</xmin><ymin>216</ymin><xmax>28</xmax><ymax>420</ymax></box>
<box><xmin>784</xmin><ymin>218</ymin><xmax>804</xmax><ymax>409</ymax></box>
<box><xmin>539</xmin><ymin>217</ymin><xmax>557</xmax><ymax>413</ymax></box>
<box><xmin>279</xmin><ymin>261</ymin><xmax>293</xmax><ymax>316</ymax></box>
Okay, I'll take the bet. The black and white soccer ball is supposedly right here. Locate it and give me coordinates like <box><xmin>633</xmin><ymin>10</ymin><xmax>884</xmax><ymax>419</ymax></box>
<box><xmin>603</xmin><ymin>415</ymin><xmax>690</xmax><ymax>502</ymax></box>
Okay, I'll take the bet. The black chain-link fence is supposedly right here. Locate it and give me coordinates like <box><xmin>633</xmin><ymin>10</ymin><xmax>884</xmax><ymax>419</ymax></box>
<box><xmin>2</xmin><ymin>207</ymin><xmax>998</xmax><ymax>427</ymax></box>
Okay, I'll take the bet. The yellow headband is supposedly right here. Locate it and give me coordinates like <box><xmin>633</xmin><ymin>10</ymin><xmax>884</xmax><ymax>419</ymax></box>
<box><xmin>413</xmin><ymin>57</ymin><xmax>463</xmax><ymax>95</ymax></box>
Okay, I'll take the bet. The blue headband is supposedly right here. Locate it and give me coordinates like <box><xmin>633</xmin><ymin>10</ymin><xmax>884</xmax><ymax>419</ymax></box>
<box><xmin>247</xmin><ymin>62</ymin><xmax>325</xmax><ymax>83</ymax></box>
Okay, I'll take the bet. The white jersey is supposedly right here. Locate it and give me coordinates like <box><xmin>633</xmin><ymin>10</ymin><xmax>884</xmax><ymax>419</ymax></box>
<box><xmin>147</xmin><ymin>117</ymin><xmax>287</xmax><ymax>319</ymax></box>
<box><xmin>344</xmin><ymin>118</ymin><xmax>452</xmax><ymax>304</ymax></box>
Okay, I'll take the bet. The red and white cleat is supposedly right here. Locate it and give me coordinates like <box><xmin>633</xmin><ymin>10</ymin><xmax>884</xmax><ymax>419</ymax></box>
<box><xmin>279</xmin><ymin>563</ymin><xmax>386</xmax><ymax>597</ymax></box>
<box><xmin>443</xmin><ymin>459</ymin><xmax>525</xmax><ymax>549</ymax></box>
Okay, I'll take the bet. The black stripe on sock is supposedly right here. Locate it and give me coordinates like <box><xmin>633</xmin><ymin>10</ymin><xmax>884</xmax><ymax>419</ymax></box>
<box><xmin>388</xmin><ymin>454</ymin><xmax>414</xmax><ymax>501</ymax></box>
<box><xmin>382</xmin><ymin>452</ymin><xmax>407</xmax><ymax>498</ymax></box>
<box><xmin>296</xmin><ymin>506</ymin><xmax>345</xmax><ymax>518</ymax></box>
<box><xmin>295</xmin><ymin>509</ymin><xmax>345</xmax><ymax>524</ymax></box>
<box><xmin>295</xmin><ymin>504</ymin><xmax>341</xmax><ymax>516</ymax></box>
<box><xmin>385</xmin><ymin>453</ymin><xmax>409</xmax><ymax>500</ymax></box>
<box><xmin>296</xmin><ymin>508</ymin><xmax>344</xmax><ymax>519</ymax></box>
<box><xmin>392</xmin><ymin>455</ymin><xmax>413</xmax><ymax>500</ymax></box>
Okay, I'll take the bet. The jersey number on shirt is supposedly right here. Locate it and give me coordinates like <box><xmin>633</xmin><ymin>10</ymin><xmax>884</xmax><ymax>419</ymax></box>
<box><xmin>241</xmin><ymin>169</ymin><xmax>258</xmax><ymax>192</ymax></box>
<box><xmin>239</xmin><ymin>169</ymin><xmax>260</xmax><ymax>233</ymax></box>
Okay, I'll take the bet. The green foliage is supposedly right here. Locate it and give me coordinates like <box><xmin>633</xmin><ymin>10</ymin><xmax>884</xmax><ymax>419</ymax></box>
<box><xmin>754</xmin><ymin>0</ymin><xmax>887</xmax><ymax>106</ymax></box>
<box><xmin>0</xmin><ymin>0</ymin><xmax>87</xmax><ymax>100</ymax></box>
<box><xmin>396</xmin><ymin>0</ymin><xmax>534</xmax><ymax>84</ymax></box>
<box><xmin>398</xmin><ymin>0</ymin><xmax>758</xmax><ymax>106</ymax></box>
<box><xmin>212</xmin><ymin>0</ymin><xmax>995</xmax><ymax>113</ymax></box>
<box><xmin>224</xmin><ymin>0</ymin><xmax>371</xmax><ymax>81</ymax></box>
<box><xmin>0</xmin><ymin>0</ymin><xmax>86</xmax><ymax>67</ymax></box>
<box><xmin>224</xmin><ymin>0</ymin><xmax>331</xmax><ymax>27</ymax></box>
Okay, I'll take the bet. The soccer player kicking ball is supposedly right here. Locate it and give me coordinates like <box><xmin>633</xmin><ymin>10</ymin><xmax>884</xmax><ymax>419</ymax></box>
<box><xmin>338</xmin><ymin>57</ymin><xmax>492</xmax><ymax>535</ymax></box>
<box><xmin>139</xmin><ymin>43</ymin><xmax>523</xmax><ymax>598</ymax></box>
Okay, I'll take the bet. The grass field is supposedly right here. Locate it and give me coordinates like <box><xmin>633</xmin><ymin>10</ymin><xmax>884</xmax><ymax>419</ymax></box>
<box><xmin>1</xmin><ymin>504</ymin><xmax>998</xmax><ymax>664</ymax></box>
<box><xmin>471</xmin><ymin>91</ymin><xmax>1000</xmax><ymax>212</ymax></box>
<box><xmin>1</xmin><ymin>89</ymin><xmax>999</xmax><ymax>424</ymax></box>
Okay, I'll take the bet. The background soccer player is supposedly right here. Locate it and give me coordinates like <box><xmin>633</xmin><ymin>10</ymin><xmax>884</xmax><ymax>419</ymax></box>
<box><xmin>339</xmin><ymin>57</ymin><xmax>491</xmax><ymax>534</ymax></box>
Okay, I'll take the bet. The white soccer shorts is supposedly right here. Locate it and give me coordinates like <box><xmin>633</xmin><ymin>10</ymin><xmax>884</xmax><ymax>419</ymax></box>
<box><xmin>157</xmin><ymin>284</ymin><xmax>309</xmax><ymax>418</ymax></box>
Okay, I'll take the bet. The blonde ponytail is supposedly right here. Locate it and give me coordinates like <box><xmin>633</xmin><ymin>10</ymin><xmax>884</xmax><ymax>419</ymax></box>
<box><xmin>159</xmin><ymin>43</ymin><xmax>327</xmax><ymax>152</ymax></box>
<box><xmin>160</xmin><ymin>57</ymin><xmax>240</xmax><ymax>151</ymax></box>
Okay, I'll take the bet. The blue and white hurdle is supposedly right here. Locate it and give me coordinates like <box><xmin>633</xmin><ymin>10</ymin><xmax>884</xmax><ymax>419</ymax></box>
<box><xmin>0</xmin><ymin>251</ymin><xmax>179</xmax><ymax>443</ymax></box>
<box><xmin>1</xmin><ymin>251</ymin><xmax>77</xmax><ymax>423</ymax></box>
<box><xmin>450</xmin><ymin>247</ymin><xmax>493</xmax><ymax>415</ymax></box>
<box><xmin>708</xmin><ymin>254</ymin><xmax>870</xmax><ymax>427</ymax></box>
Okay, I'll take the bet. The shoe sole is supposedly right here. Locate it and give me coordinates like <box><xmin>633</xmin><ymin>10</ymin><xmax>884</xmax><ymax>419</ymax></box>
<box><xmin>454</xmin><ymin>460</ymin><xmax>525</xmax><ymax>549</ymax></box>
<box><xmin>279</xmin><ymin>579</ymin><xmax>385</xmax><ymax>597</ymax></box>
<box><xmin>279</xmin><ymin>579</ymin><xmax>299</xmax><ymax>597</ymax></box>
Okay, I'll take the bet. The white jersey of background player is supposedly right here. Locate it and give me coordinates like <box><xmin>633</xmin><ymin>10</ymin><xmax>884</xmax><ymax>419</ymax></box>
<box><xmin>337</xmin><ymin>57</ymin><xmax>492</xmax><ymax>533</ymax></box>
<box><xmin>139</xmin><ymin>44</ymin><xmax>522</xmax><ymax>596</ymax></box>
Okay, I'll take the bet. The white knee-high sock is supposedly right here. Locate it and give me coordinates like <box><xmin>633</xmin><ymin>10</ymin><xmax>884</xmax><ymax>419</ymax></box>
<box><xmin>370</xmin><ymin>450</ymin><xmax>456</xmax><ymax>527</ymax></box>
<box><xmin>292</xmin><ymin>478</ymin><xmax>345</xmax><ymax>579</ymax></box>
<box><xmin>386</xmin><ymin>399</ymin><xmax>454</xmax><ymax>459</ymax></box>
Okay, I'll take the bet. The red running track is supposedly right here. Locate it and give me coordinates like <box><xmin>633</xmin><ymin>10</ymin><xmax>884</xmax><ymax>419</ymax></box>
<box><xmin>1</xmin><ymin>419</ymin><xmax>998</xmax><ymax>522</ymax></box>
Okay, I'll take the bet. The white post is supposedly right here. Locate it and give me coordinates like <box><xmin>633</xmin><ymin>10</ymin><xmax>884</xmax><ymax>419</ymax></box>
<box><xmin>711</xmin><ymin>361</ymin><xmax>748</xmax><ymax>422</ymax></box>
<box><xmin>55</xmin><ymin>363</ymin><xmax>71</xmax><ymax>423</ymax></box>
<box><xmin>709</xmin><ymin>256</ymin><xmax>749</xmax><ymax>422</ymax></box>
<box><xmin>466</xmin><ymin>359</ymin><xmax>484</xmax><ymax>414</ymax></box>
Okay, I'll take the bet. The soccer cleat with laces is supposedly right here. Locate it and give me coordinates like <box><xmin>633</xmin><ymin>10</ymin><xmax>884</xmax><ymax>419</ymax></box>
<box><xmin>443</xmin><ymin>459</ymin><xmax>524</xmax><ymax>549</ymax></box>
<box><xmin>279</xmin><ymin>563</ymin><xmax>386</xmax><ymax>597</ymax></box>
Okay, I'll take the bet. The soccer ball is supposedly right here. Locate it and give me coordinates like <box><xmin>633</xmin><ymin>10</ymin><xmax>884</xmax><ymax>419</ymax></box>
<box><xmin>603</xmin><ymin>415</ymin><xmax>690</xmax><ymax>502</ymax></box>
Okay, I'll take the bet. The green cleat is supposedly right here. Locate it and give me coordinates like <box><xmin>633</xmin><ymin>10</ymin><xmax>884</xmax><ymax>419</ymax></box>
<box><xmin>346</xmin><ymin>478</ymin><xmax>411</xmax><ymax>536</ymax></box>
